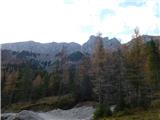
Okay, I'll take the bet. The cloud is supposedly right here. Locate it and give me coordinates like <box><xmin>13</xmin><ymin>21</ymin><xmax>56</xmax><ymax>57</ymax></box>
<box><xmin>100</xmin><ymin>9</ymin><xmax>115</xmax><ymax>21</ymax></box>
<box><xmin>120</xmin><ymin>0</ymin><xmax>146</xmax><ymax>7</ymax></box>
<box><xmin>0</xmin><ymin>0</ymin><xmax>159</xmax><ymax>44</ymax></box>
<box><xmin>97</xmin><ymin>0</ymin><xmax>160</xmax><ymax>42</ymax></box>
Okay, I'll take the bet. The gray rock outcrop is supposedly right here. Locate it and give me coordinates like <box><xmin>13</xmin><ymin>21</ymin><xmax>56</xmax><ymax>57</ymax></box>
<box><xmin>1</xmin><ymin>110</ymin><xmax>44</xmax><ymax>120</ymax></box>
<box><xmin>82</xmin><ymin>35</ymin><xmax>121</xmax><ymax>54</ymax></box>
<box><xmin>1</xmin><ymin>106</ymin><xmax>95</xmax><ymax>120</ymax></box>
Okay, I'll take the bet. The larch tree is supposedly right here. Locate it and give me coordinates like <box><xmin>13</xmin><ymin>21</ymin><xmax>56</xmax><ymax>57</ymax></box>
<box><xmin>57</xmin><ymin>46</ymin><xmax>69</xmax><ymax>96</ymax></box>
<box><xmin>77</xmin><ymin>56</ymin><xmax>92</xmax><ymax>101</ymax></box>
<box><xmin>4</xmin><ymin>71</ymin><xmax>19</xmax><ymax>104</ymax></box>
<box><xmin>33</xmin><ymin>74</ymin><xmax>43</xmax><ymax>87</ymax></box>
<box><xmin>92</xmin><ymin>33</ymin><xmax>106</xmax><ymax>104</ymax></box>
<box><xmin>126</xmin><ymin>28</ymin><xmax>148</xmax><ymax>108</ymax></box>
<box><xmin>32</xmin><ymin>74</ymin><xmax>44</xmax><ymax>100</ymax></box>
<box><xmin>113</xmin><ymin>49</ymin><xmax>126</xmax><ymax>110</ymax></box>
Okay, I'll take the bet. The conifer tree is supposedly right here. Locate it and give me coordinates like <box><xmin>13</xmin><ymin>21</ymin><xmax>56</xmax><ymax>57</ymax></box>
<box><xmin>4</xmin><ymin>71</ymin><xmax>19</xmax><ymax>104</ymax></box>
<box><xmin>56</xmin><ymin>46</ymin><xmax>69</xmax><ymax>96</ymax></box>
<box><xmin>92</xmin><ymin>33</ymin><xmax>106</xmax><ymax>104</ymax></box>
<box><xmin>126</xmin><ymin>28</ymin><xmax>148</xmax><ymax>107</ymax></box>
<box><xmin>77</xmin><ymin>56</ymin><xmax>92</xmax><ymax>101</ymax></box>
<box><xmin>146</xmin><ymin>40</ymin><xmax>160</xmax><ymax>90</ymax></box>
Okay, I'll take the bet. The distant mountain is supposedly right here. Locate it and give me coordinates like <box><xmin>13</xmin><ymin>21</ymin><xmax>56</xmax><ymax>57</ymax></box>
<box><xmin>126</xmin><ymin>35</ymin><xmax>160</xmax><ymax>48</ymax></box>
<box><xmin>1</xmin><ymin>36</ymin><xmax>123</xmax><ymax>72</ymax></box>
<box><xmin>1</xmin><ymin>35</ymin><xmax>122</xmax><ymax>56</ymax></box>
<box><xmin>1</xmin><ymin>41</ymin><xmax>81</xmax><ymax>56</ymax></box>
<box><xmin>1</xmin><ymin>35</ymin><xmax>160</xmax><ymax>65</ymax></box>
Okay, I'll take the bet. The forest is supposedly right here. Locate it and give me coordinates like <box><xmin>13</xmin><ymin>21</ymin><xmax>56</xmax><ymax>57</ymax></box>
<box><xmin>1</xmin><ymin>30</ymin><xmax>160</xmax><ymax>119</ymax></box>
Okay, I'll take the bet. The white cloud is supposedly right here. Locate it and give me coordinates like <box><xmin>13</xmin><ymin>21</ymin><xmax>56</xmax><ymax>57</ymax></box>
<box><xmin>97</xmin><ymin>0</ymin><xmax>160</xmax><ymax>42</ymax></box>
<box><xmin>0</xmin><ymin>0</ymin><xmax>159</xmax><ymax>44</ymax></box>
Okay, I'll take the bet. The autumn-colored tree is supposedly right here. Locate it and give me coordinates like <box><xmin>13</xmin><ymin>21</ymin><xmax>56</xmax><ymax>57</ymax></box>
<box><xmin>125</xmin><ymin>28</ymin><xmax>149</xmax><ymax>108</ymax></box>
<box><xmin>32</xmin><ymin>73</ymin><xmax>46</xmax><ymax>100</ymax></box>
<box><xmin>92</xmin><ymin>33</ymin><xmax>106</xmax><ymax>104</ymax></box>
<box><xmin>76</xmin><ymin>56</ymin><xmax>92</xmax><ymax>101</ymax></box>
<box><xmin>33</xmin><ymin>74</ymin><xmax>43</xmax><ymax>87</ymax></box>
<box><xmin>113</xmin><ymin>49</ymin><xmax>127</xmax><ymax>111</ymax></box>
<box><xmin>3</xmin><ymin>71</ymin><xmax>19</xmax><ymax>104</ymax></box>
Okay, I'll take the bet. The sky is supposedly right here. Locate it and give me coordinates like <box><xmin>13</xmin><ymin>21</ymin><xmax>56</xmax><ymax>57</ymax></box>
<box><xmin>0</xmin><ymin>0</ymin><xmax>160</xmax><ymax>44</ymax></box>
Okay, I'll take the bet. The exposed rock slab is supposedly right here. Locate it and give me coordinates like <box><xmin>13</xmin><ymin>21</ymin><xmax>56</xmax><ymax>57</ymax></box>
<box><xmin>1</xmin><ymin>106</ymin><xmax>95</xmax><ymax>120</ymax></box>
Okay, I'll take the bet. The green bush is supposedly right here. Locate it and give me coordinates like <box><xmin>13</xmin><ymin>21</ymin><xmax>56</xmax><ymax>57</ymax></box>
<box><xmin>93</xmin><ymin>103</ymin><xmax>112</xmax><ymax>120</ymax></box>
<box><xmin>56</xmin><ymin>95</ymin><xmax>76</xmax><ymax>109</ymax></box>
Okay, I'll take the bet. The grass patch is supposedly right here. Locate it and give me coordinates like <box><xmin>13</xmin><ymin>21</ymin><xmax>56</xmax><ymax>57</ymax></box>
<box><xmin>100</xmin><ymin>107</ymin><xmax>160</xmax><ymax>120</ymax></box>
<box><xmin>99</xmin><ymin>98</ymin><xmax>160</xmax><ymax>120</ymax></box>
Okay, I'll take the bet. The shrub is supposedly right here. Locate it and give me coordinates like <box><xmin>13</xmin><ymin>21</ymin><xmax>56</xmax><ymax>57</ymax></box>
<box><xmin>56</xmin><ymin>94</ymin><xmax>76</xmax><ymax>109</ymax></box>
<box><xmin>93</xmin><ymin>103</ymin><xmax>112</xmax><ymax>120</ymax></box>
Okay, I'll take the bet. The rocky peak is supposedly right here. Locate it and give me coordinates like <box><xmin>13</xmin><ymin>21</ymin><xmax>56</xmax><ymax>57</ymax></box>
<box><xmin>82</xmin><ymin>35</ymin><xmax>121</xmax><ymax>54</ymax></box>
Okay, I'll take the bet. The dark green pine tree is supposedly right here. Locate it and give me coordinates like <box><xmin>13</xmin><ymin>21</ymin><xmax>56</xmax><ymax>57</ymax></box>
<box><xmin>42</xmin><ymin>72</ymin><xmax>50</xmax><ymax>97</ymax></box>
<box><xmin>146</xmin><ymin>40</ymin><xmax>160</xmax><ymax>90</ymax></box>
<box><xmin>14</xmin><ymin>64</ymin><xmax>34</xmax><ymax>102</ymax></box>
<box><xmin>68</xmin><ymin>67</ymin><xmax>77</xmax><ymax>96</ymax></box>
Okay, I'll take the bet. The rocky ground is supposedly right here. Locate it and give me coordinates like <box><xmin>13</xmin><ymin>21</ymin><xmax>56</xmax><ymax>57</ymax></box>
<box><xmin>1</xmin><ymin>106</ymin><xmax>95</xmax><ymax>120</ymax></box>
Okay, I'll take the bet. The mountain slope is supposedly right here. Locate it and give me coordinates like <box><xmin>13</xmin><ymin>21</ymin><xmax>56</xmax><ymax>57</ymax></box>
<box><xmin>1</xmin><ymin>41</ymin><xmax>81</xmax><ymax>55</ymax></box>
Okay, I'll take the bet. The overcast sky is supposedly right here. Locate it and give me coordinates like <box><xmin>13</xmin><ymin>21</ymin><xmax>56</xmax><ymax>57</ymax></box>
<box><xmin>0</xmin><ymin>0</ymin><xmax>160</xmax><ymax>44</ymax></box>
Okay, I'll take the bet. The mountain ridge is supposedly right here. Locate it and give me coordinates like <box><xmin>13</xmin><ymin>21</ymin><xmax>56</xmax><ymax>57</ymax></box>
<box><xmin>1</xmin><ymin>35</ymin><xmax>121</xmax><ymax>55</ymax></box>
<box><xmin>1</xmin><ymin>35</ymin><xmax>160</xmax><ymax>58</ymax></box>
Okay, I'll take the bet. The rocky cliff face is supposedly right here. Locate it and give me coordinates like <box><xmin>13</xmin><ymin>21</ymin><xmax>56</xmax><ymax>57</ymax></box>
<box><xmin>82</xmin><ymin>35</ymin><xmax>121</xmax><ymax>54</ymax></box>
